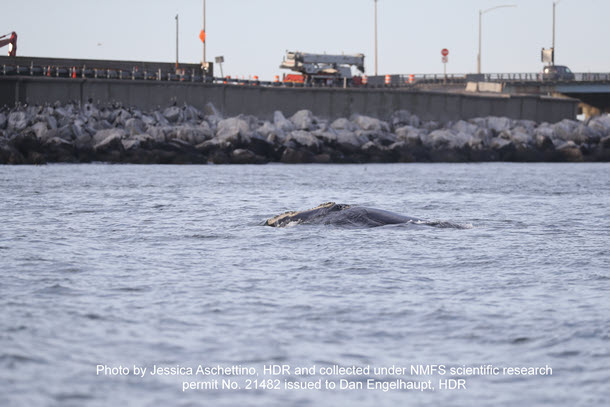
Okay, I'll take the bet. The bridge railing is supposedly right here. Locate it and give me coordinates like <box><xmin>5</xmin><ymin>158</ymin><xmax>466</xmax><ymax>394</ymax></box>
<box><xmin>1</xmin><ymin>60</ymin><xmax>610</xmax><ymax>88</ymax></box>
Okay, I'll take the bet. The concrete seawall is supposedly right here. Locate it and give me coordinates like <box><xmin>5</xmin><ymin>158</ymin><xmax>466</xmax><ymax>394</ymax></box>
<box><xmin>0</xmin><ymin>76</ymin><xmax>577</xmax><ymax>123</ymax></box>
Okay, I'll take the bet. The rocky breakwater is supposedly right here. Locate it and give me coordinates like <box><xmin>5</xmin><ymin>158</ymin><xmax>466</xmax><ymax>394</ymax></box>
<box><xmin>1</xmin><ymin>102</ymin><xmax>609</xmax><ymax>164</ymax></box>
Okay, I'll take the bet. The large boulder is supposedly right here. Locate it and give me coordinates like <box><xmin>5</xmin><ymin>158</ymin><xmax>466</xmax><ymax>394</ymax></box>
<box><xmin>285</xmin><ymin>130</ymin><xmax>322</xmax><ymax>152</ymax></box>
<box><xmin>352</xmin><ymin>114</ymin><xmax>382</xmax><ymax>132</ymax></box>
<box><xmin>216</xmin><ymin>117</ymin><xmax>251</xmax><ymax>145</ymax></box>
<box><xmin>588</xmin><ymin>114</ymin><xmax>610</xmax><ymax>136</ymax></box>
<box><xmin>395</xmin><ymin>125</ymin><xmax>423</xmax><ymax>146</ymax></box>
<box><xmin>390</xmin><ymin>110</ymin><xmax>420</xmax><ymax>129</ymax></box>
<box><xmin>183</xmin><ymin>105</ymin><xmax>202</xmax><ymax>122</ymax></box>
<box><xmin>257</xmin><ymin>121</ymin><xmax>285</xmax><ymax>144</ymax></box>
<box><xmin>173</xmin><ymin>124</ymin><xmax>210</xmax><ymax>145</ymax></box>
<box><xmin>82</xmin><ymin>103</ymin><xmax>100</xmax><ymax>120</ymax></box>
<box><xmin>273</xmin><ymin>111</ymin><xmax>295</xmax><ymax>132</ymax></box>
<box><xmin>330</xmin><ymin>118</ymin><xmax>357</xmax><ymax>132</ymax></box>
<box><xmin>145</xmin><ymin>126</ymin><xmax>168</xmax><ymax>143</ymax></box>
<box><xmin>290</xmin><ymin>110</ymin><xmax>316</xmax><ymax>130</ymax></box>
<box><xmin>486</xmin><ymin>116</ymin><xmax>512</xmax><ymax>134</ymax></box>
<box><xmin>93</xmin><ymin>131</ymin><xmax>125</xmax><ymax>153</ymax></box>
<box><xmin>281</xmin><ymin>147</ymin><xmax>314</xmax><ymax>163</ymax></box>
<box><xmin>0</xmin><ymin>113</ymin><xmax>7</xmax><ymax>130</ymax></box>
<box><xmin>92</xmin><ymin>128</ymin><xmax>127</xmax><ymax>145</ymax></box>
<box><xmin>552</xmin><ymin>119</ymin><xmax>584</xmax><ymax>144</ymax></box>
<box><xmin>163</xmin><ymin>106</ymin><xmax>182</xmax><ymax>123</ymax></box>
<box><xmin>556</xmin><ymin>140</ymin><xmax>583</xmax><ymax>161</ymax></box>
<box><xmin>195</xmin><ymin>138</ymin><xmax>231</xmax><ymax>154</ymax></box>
<box><xmin>335</xmin><ymin>129</ymin><xmax>369</xmax><ymax>153</ymax></box>
<box><xmin>230</xmin><ymin>148</ymin><xmax>267</xmax><ymax>164</ymax></box>
<box><xmin>8</xmin><ymin>111</ymin><xmax>29</xmax><ymax>131</ymax></box>
<box><xmin>121</xmin><ymin>134</ymin><xmax>157</xmax><ymax>151</ymax></box>
<box><xmin>452</xmin><ymin>120</ymin><xmax>478</xmax><ymax>135</ymax></box>
<box><xmin>124</xmin><ymin>118</ymin><xmax>145</xmax><ymax>136</ymax></box>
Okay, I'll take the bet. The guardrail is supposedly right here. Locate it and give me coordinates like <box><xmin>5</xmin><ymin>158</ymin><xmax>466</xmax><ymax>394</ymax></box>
<box><xmin>2</xmin><ymin>62</ymin><xmax>610</xmax><ymax>89</ymax></box>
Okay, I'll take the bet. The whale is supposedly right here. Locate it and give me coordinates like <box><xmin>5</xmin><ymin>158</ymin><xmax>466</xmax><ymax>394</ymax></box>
<box><xmin>265</xmin><ymin>202</ymin><xmax>425</xmax><ymax>228</ymax></box>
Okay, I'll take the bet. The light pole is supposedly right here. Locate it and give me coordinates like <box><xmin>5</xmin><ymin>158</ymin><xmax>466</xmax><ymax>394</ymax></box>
<box><xmin>175</xmin><ymin>14</ymin><xmax>179</xmax><ymax>68</ymax></box>
<box><xmin>477</xmin><ymin>4</ymin><xmax>516</xmax><ymax>74</ymax></box>
<box><xmin>552</xmin><ymin>0</ymin><xmax>561</xmax><ymax>65</ymax></box>
<box><xmin>374</xmin><ymin>0</ymin><xmax>378</xmax><ymax>76</ymax></box>
<box><xmin>203</xmin><ymin>0</ymin><xmax>206</xmax><ymax>65</ymax></box>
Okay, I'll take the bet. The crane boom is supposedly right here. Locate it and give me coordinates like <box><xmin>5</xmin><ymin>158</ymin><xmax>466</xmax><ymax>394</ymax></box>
<box><xmin>0</xmin><ymin>32</ymin><xmax>17</xmax><ymax>56</ymax></box>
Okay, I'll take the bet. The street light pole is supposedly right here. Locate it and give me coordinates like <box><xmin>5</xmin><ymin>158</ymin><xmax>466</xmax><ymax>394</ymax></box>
<box><xmin>552</xmin><ymin>0</ymin><xmax>561</xmax><ymax>65</ymax></box>
<box><xmin>203</xmin><ymin>0</ymin><xmax>206</xmax><ymax>65</ymax></box>
<box><xmin>374</xmin><ymin>0</ymin><xmax>378</xmax><ymax>76</ymax></box>
<box><xmin>175</xmin><ymin>14</ymin><xmax>179</xmax><ymax>68</ymax></box>
<box><xmin>477</xmin><ymin>4</ymin><xmax>516</xmax><ymax>74</ymax></box>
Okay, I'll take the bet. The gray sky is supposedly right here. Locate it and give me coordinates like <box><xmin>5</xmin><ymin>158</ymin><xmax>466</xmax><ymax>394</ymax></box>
<box><xmin>1</xmin><ymin>0</ymin><xmax>608</xmax><ymax>80</ymax></box>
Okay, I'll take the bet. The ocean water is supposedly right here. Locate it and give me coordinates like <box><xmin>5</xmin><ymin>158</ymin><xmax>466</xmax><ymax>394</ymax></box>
<box><xmin>1</xmin><ymin>163</ymin><xmax>609</xmax><ymax>406</ymax></box>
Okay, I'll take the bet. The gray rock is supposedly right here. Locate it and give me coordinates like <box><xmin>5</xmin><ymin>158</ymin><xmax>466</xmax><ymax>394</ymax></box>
<box><xmin>330</xmin><ymin>118</ymin><xmax>357</xmax><ymax>131</ymax></box>
<box><xmin>422</xmin><ymin>129</ymin><xmax>453</xmax><ymax>149</ymax></box>
<box><xmin>231</xmin><ymin>148</ymin><xmax>267</xmax><ymax>164</ymax></box>
<box><xmin>290</xmin><ymin>110</ymin><xmax>316</xmax><ymax>130</ymax></box>
<box><xmin>0</xmin><ymin>113</ymin><xmax>6</xmax><ymax>130</ymax></box>
<box><xmin>490</xmin><ymin>137</ymin><xmax>512</xmax><ymax>150</ymax></box>
<box><xmin>8</xmin><ymin>111</ymin><xmax>28</xmax><ymax>131</ymax></box>
<box><xmin>552</xmin><ymin>119</ymin><xmax>582</xmax><ymax>143</ymax></box>
<box><xmin>556</xmin><ymin>140</ymin><xmax>583</xmax><ymax>161</ymax></box>
<box><xmin>273</xmin><ymin>111</ymin><xmax>294</xmax><ymax>132</ymax></box>
<box><xmin>487</xmin><ymin>116</ymin><xmax>512</xmax><ymax>134</ymax></box>
<box><xmin>122</xmin><ymin>134</ymin><xmax>155</xmax><ymax>151</ymax></box>
<box><xmin>588</xmin><ymin>114</ymin><xmax>610</xmax><ymax>136</ymax></box>
<box><xmin>82</xmin><ymin>103</ymin><xmax>100</xmax><ymax>120</ymax></box>
<box><xmin>183</xmin><ymin>105</ymin><xmax>202</xmax><ymax>122</ymax></box>
<box><xmin>196</xmin><ymin>138</ymin><xmax>231</xmax><ymax>154</ymax></box>
<box><xmin>174</xmin><ymin>124</ymin><xmax>209</xmax><ymax>145</ymax></box>
<box><xmin>508</xmin><ymin>129</ymin><xmax>533</xmax><ymax>148</ymax></box>
<box><xmin>112</xmin><ymin>108</ymin><xmax>132</xmax><ymax>126</ymax></box>
<box><xmin>285</xmin><ymin>130</ymin><xmax>322</xmax><ymax>152</ymax></box>
<box><xmin>352</xmin><ymin>114</ymin><xmax>382</xmax><ymax>132</ymax></box>
<box><xmin>203</xmin><ymin>102</ymin><xmax>222</xmax><ymax>119</ymax></box>
<box><xmin>257</xmin><ymin>121</ymin><xmax>285</xmax><ymax>144</ymax></box>
<box><xmin>163</xmin><ymin>106</ymin><xmax>182</xmax><ymax>123</ymax></box>
<box><xmin>92</xmin><ymin>128</ymin><xmax>127</xmax><ymax>145</ymax></box>
<box><xmin>335</xmin><ymin>129</ymin><xmax>369</xmax><ymax>153</ymax></box>
<box><xmin>44</xmin><ymin>136</ymin><xmax>73</xmax><ymax>148</ymax></box>
<box><xmin>146</xmin><ymin>126</ymin><xmax>167</xmax><ymax>143</ymax></box>
<box><xmin>452</xmin><ymin>120</ymin><xmax>478</xmax><ymax>135</ymax></box>
<box><xmin>312</xmin><ymin>129</ymin><xmax>338</xmax><ymax>144</ymax></box>
<box><xmin>93</xmin><ymin>132</ymin><xmax>124</xmax><ymax>151</ymax></box>
<box><xmin>45</xmin><ymin>115</ymin><xmax>58</xmax><ymax>130</ymax></box>
<box><xmin>124</xmin><ymin>118</ymin><xmax>145</xmax><ymax>136</ymax></box>
<box><xmin>153</xmin><ymin>111</ymin><xmax>170</xmax><ymax>126</ymax></box>
<box><xmin>390</xmin><ymin>110</ymin><xmax>418</xmax><ymax>129</ymax></box>
<box><xmin>141</xmin><ymin>114</ymin><xmax>156</xmax><ymax>126</ymax></box>
<box><xmin>395</xmin><ymin>125</ymin><xmax>423</xmax><ymax>144</ymax></box>
<box><xmin>216</xmin><ymin>117</ymin><xmax>251</xmax><ymax>145</ymax></box>
<box><xmin>31</xmin><ymin>122</ymin><xmax>50</xmax><ymax>141</ymax></box>
<box><xmin>281</xmin><ymin>147</ymin><xmax>314</xmax><ymax>163</ymax></box>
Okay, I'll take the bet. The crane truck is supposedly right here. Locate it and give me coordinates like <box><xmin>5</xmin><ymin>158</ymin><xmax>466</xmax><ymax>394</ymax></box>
<box><xmin>280</xmin><ymin>51</ymin><xmax>364</xmax><ymax>86</ymax></box>
<box><xmin>0</xmin><ymin>32</ymin><xmax>17</xmax><ymax>56</ymax></box>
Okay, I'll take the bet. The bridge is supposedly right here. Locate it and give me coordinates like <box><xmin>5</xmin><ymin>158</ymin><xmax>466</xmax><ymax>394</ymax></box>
<box><xmin>0</xmin><ymin>56</ymin><xmax>582</xmax><ymax>123</ymax></box>
<box><xmin>369</xmin><ymin>72</ymin><xmax>610</xmax><ymax>118</ymax></box>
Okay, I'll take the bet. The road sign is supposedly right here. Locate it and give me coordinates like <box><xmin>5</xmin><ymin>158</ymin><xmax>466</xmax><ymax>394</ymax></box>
<box><xmin>442</xmin><ymin>56</ymin><xmax>448</xmax><ymax>63</ymax></box>
<box><xmin>441</xmin><ymin>48</ymin><xmax>449</xmax><ymax>57</ymax></box>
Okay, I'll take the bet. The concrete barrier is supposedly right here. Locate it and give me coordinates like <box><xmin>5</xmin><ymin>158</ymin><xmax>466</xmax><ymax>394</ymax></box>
<box><xmin>0</xmin><ymin>76</ymin><xmax>578</xmax><ymax>123</ymax></box>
